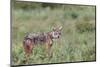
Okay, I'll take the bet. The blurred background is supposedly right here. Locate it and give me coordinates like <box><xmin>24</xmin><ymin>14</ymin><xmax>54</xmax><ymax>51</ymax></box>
<box><xmin>12</xmin><ymin>0</ymin><xmax>96</xmax><ymax>65</ymax></box>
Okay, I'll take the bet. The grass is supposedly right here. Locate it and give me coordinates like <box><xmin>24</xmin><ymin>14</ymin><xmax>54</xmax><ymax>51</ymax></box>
<box><xmin>12</xmin><ymin>5</ymin><xmax>96</xmax><ymax>65</ymax></box>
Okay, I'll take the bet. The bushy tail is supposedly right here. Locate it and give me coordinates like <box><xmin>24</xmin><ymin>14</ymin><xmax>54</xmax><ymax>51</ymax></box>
<box><xmin>23</xmin><ymin>37</ymin><xmax>33</xmax><ymax>55</ymax></box>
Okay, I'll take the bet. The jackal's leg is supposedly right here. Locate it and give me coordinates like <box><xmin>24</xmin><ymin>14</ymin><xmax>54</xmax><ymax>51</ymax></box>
<box><xmin>45</xmin><ymin>40</ymin><xmax>52</xmax><ymax>58</ymax></box>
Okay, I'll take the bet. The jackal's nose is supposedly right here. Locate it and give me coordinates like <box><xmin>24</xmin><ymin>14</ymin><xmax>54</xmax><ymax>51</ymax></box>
<box><xmin>58</xmin><ymin>36</ymin><xmax>60</xmax><ymax>38</ymax></box>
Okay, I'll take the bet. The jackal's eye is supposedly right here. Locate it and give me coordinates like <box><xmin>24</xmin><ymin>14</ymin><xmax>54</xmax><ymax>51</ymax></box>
<box><xmin>54</xmin><ymin>32</ymin><xmax>58</xmax><ymax>35</ymax></box>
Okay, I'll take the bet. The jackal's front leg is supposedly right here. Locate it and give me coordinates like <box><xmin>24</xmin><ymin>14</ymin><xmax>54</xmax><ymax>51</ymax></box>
<box><xmin>45</xmin><ymin>40</ymin><xmax>52</xmax><ymax>58</ymax></box>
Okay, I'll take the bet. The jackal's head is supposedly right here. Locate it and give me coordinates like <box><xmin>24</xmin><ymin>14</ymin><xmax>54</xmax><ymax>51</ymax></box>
<box><xmin>51</xmin><ymin>26</ymin><xmax>62</xmax><ymax>39</ymax></box>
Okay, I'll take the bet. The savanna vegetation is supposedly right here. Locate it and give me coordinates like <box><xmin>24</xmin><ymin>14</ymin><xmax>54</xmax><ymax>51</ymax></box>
<box><xmin>12</xmin><ymin>1</ymin><xmax>96</xmax><ymax>65</ymax></box>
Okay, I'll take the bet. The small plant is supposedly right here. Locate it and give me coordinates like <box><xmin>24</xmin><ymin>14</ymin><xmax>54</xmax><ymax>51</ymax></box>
<box><xmin>75</xmin><ymin>21</ymin><xmax>95</xmax><ymax>33</ymax></box>
<box><xmin>71</xmin><ymin>13</ymin><xmax>78</xmax><ymax>19</ymax></box>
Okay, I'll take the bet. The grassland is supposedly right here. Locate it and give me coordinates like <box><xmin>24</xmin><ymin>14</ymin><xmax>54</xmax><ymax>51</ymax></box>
<box><xmin>12</xmin><ymin>4</ymin><xmax>96</xmax><ymax>65</ymax></box>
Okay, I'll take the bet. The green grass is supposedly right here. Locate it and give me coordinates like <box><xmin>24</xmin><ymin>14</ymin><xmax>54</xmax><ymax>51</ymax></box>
<box><xmin>12</xmin><ymin>6</ymin><xmax>96</xmax><ymax>65</ymax></box>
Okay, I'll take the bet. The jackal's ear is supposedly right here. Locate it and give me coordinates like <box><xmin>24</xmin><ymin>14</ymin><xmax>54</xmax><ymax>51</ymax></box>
<box><xmin>52</xmin><ymin>26</ymin><xmax>56</xmax><ymax>31</ymax></box>
<box><xmin>59</xmin><ymin>26</ymin><xmax>62</xmax><ymax>30</ymax></box>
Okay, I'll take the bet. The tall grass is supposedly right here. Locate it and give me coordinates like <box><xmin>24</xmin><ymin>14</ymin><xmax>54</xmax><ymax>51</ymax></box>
<box><xmin>12</xmin><ymin>5</ymin><xmax>96</xmax><ymax>65</ymax></box>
